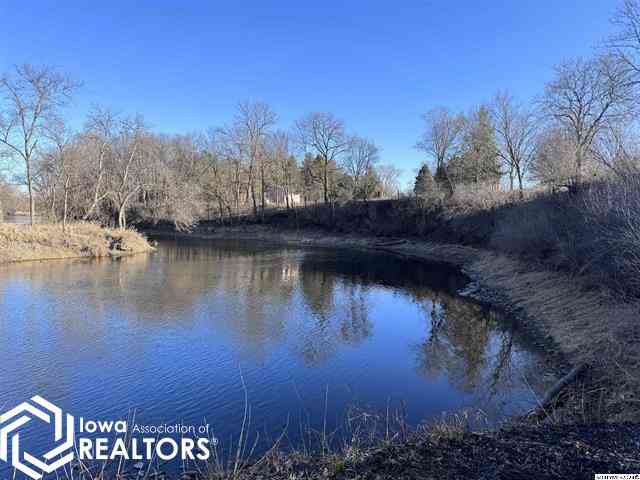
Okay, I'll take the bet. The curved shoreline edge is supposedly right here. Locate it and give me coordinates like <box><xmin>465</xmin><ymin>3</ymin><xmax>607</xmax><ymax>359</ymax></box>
<box><xmin>0</xmin><ymin>222</ymin><xmax>634</xmax><ymax>478</ymax></box>
<box><xmin>147</xmin><ymin>225</ymin><xmax>637</xmax><ymax>421</ymax></box>
<box><xmin>145</xmin><ymin>224</ymin><xmax>640</xmax><ymax>478</ymax></box>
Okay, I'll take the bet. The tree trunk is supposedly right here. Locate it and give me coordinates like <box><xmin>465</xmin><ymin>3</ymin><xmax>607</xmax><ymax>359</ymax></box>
<box><xmin>118</xmin><ymin>196</ymin><xmax>129</xmax><ymax>229</ymax></box>
<box><xmin>248</xmin><ymin>165</ymin><xmax>258</xmax><ymax>216</ymax></box>
<box><xmin>516</xmin><ymin>167</ymin><xmax>524</xmax><ymax>200</ymax></box>
<box><xmin>118</xmin><ymin>206</ymin><xmax>126</xmax><ymax>230</ymax></box>
<box><xmin>26</xmin><ymin>157</ymin><xmax>35</xmax><ymax>226</ymax></box>
<box><xmin>63</xmin><ymin>176</ymin><xmax>70</xmax><ymax>233</ymax></box>
<box><xmin>509</xmin><ymin>165</ymin><xmax>514</xmax><ymax>191</ymax></box>
<box><xmin>260</xmin><ymin>163</ymin><xmax>265</xmax><ymax>220</ymax></box>
<box><xmin>575</xmin><ymin>144</ymin><xmax>584</xmax><ymax>186</ymax></box>
<box><xmin>83</xmin><ymin>160</ymin><xmax>104</xmax><ymax>220</ymax></box>
<box><xmin>50</xmin><ymin>188</ymin><xmax>57</xmax><ymax>221</ymax></box>
<box><xmin>323</xmin><ymin>157</ymin><xmax>329</xmax><ymax>204</ymax></box>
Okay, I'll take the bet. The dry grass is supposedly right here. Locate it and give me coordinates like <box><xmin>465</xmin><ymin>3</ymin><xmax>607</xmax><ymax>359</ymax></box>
<box><xmin>468</xmin><ymin>254</ymin><xmax>640</xmax><ymax>422</ymax></box>
<box><xmin>426</xmin><ymin>410</ymin><xmax>487</xmax><ymax>442</ymax></box>
<box><xmin>0</xmin><ymin>222</ymin><xmax>154</xmax><ymax>264</ymax></box>
<box><xmin>170</xmin><ymin>177</ymin><xmax>640</xmax><ymax>422</ymax></box>
<box><xmin>446</xmin><ymin>184</ymin><xmax>544</xmax><ymax>213</ymax></box>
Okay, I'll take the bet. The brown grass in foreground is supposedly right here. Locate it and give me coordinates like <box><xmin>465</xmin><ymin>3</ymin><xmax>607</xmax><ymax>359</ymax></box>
<box><xmin>0</xmin><ymin>222</ymin><xmax>154</xmax><ymax>264</ymax></box>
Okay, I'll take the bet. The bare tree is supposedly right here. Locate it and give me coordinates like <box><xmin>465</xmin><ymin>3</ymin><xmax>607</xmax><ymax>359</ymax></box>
<box><xmin>530</xmin><ymin>127</ymin><xmax>579</xmax><ymax>188</ymax></box>
<box><xmin>267</xmin><ymin>130</ymin><xmax>298</xmax><ymax>208</ymax></box>
<box><xmin>295</xmin><ymin>112</ymin><xmax>349</xmax><ymax>203</ymax></box>
<box><xmin>492</xmin><ymin>91</ymin><xmax>538</xmax><ymax>197</ymax></box>
<box><xmin>540</xmin><ymin>55</ymin><xmax>635</xmax><ymax>185</ymax></box>
<box><xmin>106</xmin><ymin>115</ymin><xmax>147</xmax><ymax>229</ymax></box>
<box><xmin>377</xmin><ymin>165</ymin><xmax>402</xmax><ymax>198</ymax></box>
<box><xmin>341</xmin><ymin>136</ymin><xmax>379</xmax><ymax>199</ymax></box>
<box><xmin>0</xmin><ymin>64</ymin><xmax>78</xmax><ymax>224</ymax></box>
<box><xmin>213</xmin><ymin>125</ymin><xmax>247</xmax><ymax>215</ymax></box>
<box><xmin>81</xmin><ymin>106</ymin><xmax>117</xmax><ymax>220</ymax></box>
<box><xmin>607</xmin><ymin>0</ymin><xmax>640</xmax><ymax>78</ymax></box>
<box><xmin>235</xmin><ymin>101</ymin><xmax>277</xmax><ymax>216</ymax></box>
<box><xmin>591</xmin><ymin>122</ymin><xmax>640</xmax><ymax>176</ymax></box>
<box><xmin>138</xmin><ymin>133</ymin><xmax>206</xmax><ymax>230</ymax></box>
<box><xmin>415</xmin><ymin>107</ymin><xmax>464</xmax><ymax>192</ymax></box>
<box><xmin>43</xmin><ymin>119</ymin><xmax>76</xmax><ymax>231</ymax></box>
<box><xmin>198</xmin><ymin>130</ymin><xmax>232</xmax><ymax>220</ymax></box>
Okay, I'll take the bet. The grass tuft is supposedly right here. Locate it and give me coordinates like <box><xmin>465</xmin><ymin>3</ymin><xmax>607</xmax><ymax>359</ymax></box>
<box><xmin>0</xmin><ymin>222</ymin><xmax>154</xmax><ymax>264</ymax></box>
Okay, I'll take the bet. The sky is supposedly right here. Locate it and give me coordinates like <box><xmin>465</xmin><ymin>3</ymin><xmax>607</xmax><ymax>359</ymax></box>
<box><xmin>0</xmin><ymin>0</ymin><xmax>617</xmax><ymax>187</ymax></box>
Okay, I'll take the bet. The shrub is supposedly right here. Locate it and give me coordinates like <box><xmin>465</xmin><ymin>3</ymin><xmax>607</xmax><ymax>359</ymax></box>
<box><xmin>489</xmin><ymin>200</ymin><xmax>560</xmax><ymax>257</ymax></box>
<box><xmin>580</xmin><ymin>175</ymin><xmax>640</xmax><ymax>295</ymax></box>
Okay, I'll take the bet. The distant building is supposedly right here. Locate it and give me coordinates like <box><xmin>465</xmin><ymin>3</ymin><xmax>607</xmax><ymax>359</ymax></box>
<box><xmin>264</xmin><ymin>187</ymin><xmax>302</xmax><ymax>207</ymax></box>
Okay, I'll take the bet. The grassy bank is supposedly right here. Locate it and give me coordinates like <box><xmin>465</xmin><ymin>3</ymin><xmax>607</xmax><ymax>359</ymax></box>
<box><xmin>68</xmin><ymin>411</ymin><xmax>640</xmax><ymax>479</ymax></box>
<box><xmin>227</xmin><ymin>423</ymin><xmax>640</xmax><ymax>480</ymax></box>
<box><xmin>140</xmin><ymin>182</ymin><xmax>640</xmax><ymax>478</ymax></box>
<box><xmin>146</xmin><ymin>183</ymin><xmax>640</xmax><ymax>423</ymax></box>
<box><xmin>149</xmin><ymin>223</ymin><xmax>637</xmax><ymax>421</ymax></box>
<box><xmin>0</xmin><ymin>222</ymin><xmax>154</xmax><ymax>264</ymax></box>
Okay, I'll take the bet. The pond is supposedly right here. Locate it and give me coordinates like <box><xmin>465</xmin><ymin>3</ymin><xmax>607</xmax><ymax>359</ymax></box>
<box><xmin>0</xmin><ymin>238</ymin><xmax>551</xmax><ymax>476</ymax></box>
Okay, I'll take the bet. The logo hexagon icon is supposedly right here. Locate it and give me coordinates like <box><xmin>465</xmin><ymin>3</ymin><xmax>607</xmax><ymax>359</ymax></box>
<box><xmin>0</xmin><ymin>396</ymin><xmax>75</xmax><ymax>479</ymax></box>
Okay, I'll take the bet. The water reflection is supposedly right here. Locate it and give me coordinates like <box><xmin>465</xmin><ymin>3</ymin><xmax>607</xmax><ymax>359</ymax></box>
<box><xmin>0</xmin><ymin>238</ymin><xmax>552</xmax><ymax>476</ymax></box>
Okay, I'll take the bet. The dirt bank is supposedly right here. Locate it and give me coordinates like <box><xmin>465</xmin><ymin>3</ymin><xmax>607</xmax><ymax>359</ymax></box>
<box><xmin>0</xmin><ymin>222</ymin><xmax>154</xmax><ymax>264</ymax></box>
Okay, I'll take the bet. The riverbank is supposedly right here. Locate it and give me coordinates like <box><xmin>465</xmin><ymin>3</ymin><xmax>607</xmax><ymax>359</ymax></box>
<box><xmin>142</xmin><ymin>223</ymin><xmax>640</xmax><ymax>478</ymax></box>
<box><xmin>147</xmin><ymin>223</ymin><xmax>639</xmax><ymax>424</ymax></box>
<box><xmin>231</xmin><ymin>423</ymin><xmax>640</xmax><ymax>479</ymax></box>
<box><xmin>0</xmin><ymin>222</ymin><xmax>154</xmax><ymax>264</ymax></box>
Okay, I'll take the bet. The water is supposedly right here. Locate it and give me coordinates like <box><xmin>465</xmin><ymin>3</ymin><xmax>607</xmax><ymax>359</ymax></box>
<box><xmin>0</xmin><ymin>238</ymin><xmax>551</xmax><ymax>476</ymax></box>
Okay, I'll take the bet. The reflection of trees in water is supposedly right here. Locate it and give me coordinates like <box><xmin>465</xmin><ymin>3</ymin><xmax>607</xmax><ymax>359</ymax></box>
<box><xmin>294</xmin><ymin>269</ymin><xmax>373</xmax><ymax>365</ymax></box>
<box><xmin>340</xmin><ymin>283</ymin><xmax>372</xmax><ymax>344</ymax></box>
<box><xmin>416</xmin><ymin>292</ymin><xmax>491</xmax><ymax>392</ymax></box>
<box><xmin>297</xmin><ymin>250</ymin><xmax>467</xmax><ymax>298</ymax></box>
<box><xmin>414</xmin><ymin>290</ymin><xmax>547</xmax><ymax>400</ymax></box>
<box><xmin>0</xmin><ymin>241</ymin><xmax>548</xmax><ymax>390</ymax></box>
<box><xmin>156</xmin><ymin>240</ymin><xmax>303</xmax><ymax>357</ymax></box>
<box><xmin>300</xmin><ymin>267</ymin><xmax>336</xmax><ymax>316</ymax></box>
<box><xmin>295</xmin><ymin>250</ymin><xmax>475</xmax><ymax>364</ymax></box>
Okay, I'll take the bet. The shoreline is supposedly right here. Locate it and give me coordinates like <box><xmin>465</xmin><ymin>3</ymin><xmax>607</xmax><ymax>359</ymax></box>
<box><xmin>0</xmin><ymin>249</ymin><xmax>152</xmax><ymax>265</ymax></box>
<box><xmin>234</xmin><ymin>422</ymin><xmax>640</xmax><ymax>479</ymax></box>
<box><xmin>2</xmin><ymin>222</ymin><xmax>635</xmax><ymax>478</ymax></box>
<box><xmin>145</xmin><ymin>224</ymin><xmax>640</xmax><ymax>478</ymax></box>
<box><xmin>146</xmin><ymin>224</ymin><xmax>636</xmax><ymax>422</ymax></box>
<box><xmin>0</xmin><ymin>222</ymin><xmax>155</xmax><ymax>265</ymax></box>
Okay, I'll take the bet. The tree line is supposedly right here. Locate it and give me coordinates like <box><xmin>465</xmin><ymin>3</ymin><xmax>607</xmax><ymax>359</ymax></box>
<box><xmin>0</xmin><ymin>80</ymin><xmax>402</xmax><ymax>229</ymax></box>
<box><xmin>413</xmin><ymin>1</ymin><xmax>640</xmax><ymax>200</ymax></box>
<box><xmin>2</xmin><ymin>1</ymin><xmax>640</xmax><ymax>229</ymax></box>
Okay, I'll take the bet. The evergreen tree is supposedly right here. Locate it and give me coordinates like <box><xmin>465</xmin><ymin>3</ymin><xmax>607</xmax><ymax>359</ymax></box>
<box><xmin>414</xmin><ymin>164</ymin><xmax>436</xmax><ymax>197</ymax></box>
<box><xmin>450</xmin><ymin>106</ymin><xmax>501</xmax><ymax>188</ymax></box>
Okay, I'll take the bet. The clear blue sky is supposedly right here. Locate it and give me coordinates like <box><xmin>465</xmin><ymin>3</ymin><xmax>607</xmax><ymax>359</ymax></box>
<box><xmin>0</xmin><ymin>0</ymin><xmax>616</xmax><ymax>187</ymax></box>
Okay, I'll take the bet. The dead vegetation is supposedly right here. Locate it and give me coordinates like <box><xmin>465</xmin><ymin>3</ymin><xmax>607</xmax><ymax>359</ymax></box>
<box><xmin>194</xmin><ymin>422</ymin><xmax>640</xmax><ymax>480</ymax></box>
<box><xmin>167</xmin><ymin>177</ymin><xmax>640</xmax><ymax>424</ymax></box>
<box><xmin>0</xmin><ymin>222</ymin><xmax>154</xmax><ymax>264</ymax></box>
<box><xmin>467</xmin><ymin>255</ymin><xmax>640</xmax><ymax>422</ymax></box>
<box><xmin>61</xmin><ymin>401</ymin><xmax>640</xmax><ymax>480</ymax></box>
